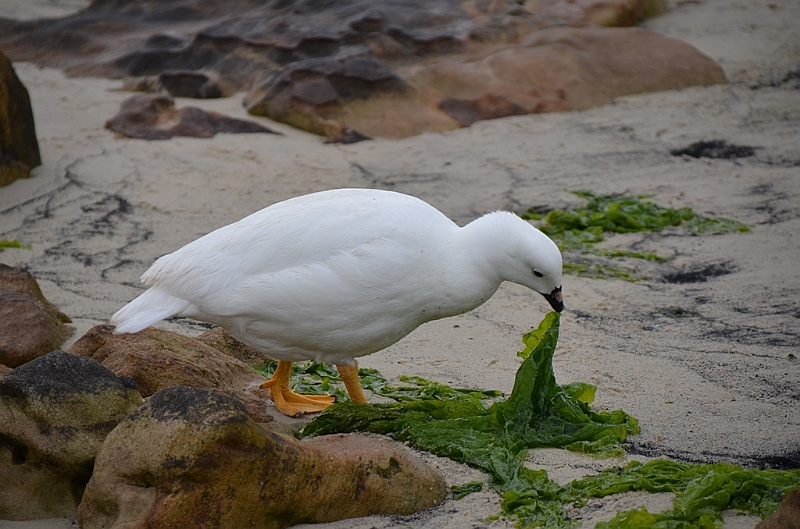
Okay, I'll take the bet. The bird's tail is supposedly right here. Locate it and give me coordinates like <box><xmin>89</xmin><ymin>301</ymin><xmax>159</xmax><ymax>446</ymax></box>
<box><xmin>110</xmin><ymin>289</ymin><xmax>192</xmax><ymax>334</ymax></box>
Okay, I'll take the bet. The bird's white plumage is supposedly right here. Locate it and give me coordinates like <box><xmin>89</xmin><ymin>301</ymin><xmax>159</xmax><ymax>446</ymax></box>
<box><xmin>111</xmin><ymin>188</ymin><xmax>563</xmax><ymax>365</ymax></box>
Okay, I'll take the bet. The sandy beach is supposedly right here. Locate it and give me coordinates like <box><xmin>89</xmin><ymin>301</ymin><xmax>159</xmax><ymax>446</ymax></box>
<box><xmin>1</xmin><ymin>0</ymin><xmax>799</xmax><ymax>527</ymax></box>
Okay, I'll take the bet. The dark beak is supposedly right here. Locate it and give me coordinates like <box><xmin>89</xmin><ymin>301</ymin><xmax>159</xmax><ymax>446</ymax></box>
<box><xmin>542</xmin><ymin>286</ymin><xmax>564</xmax><ymax>312</ymax></box>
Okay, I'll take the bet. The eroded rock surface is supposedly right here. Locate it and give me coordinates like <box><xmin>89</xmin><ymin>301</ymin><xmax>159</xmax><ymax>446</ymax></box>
<box><xmin>0</xmin><ymin>51</ymin><xmax>40</xmax><ymax>186</ymax></box>
<box><xmin>0</xmin><ymin>0</ymin><xmax>726</xmax><ymax>139</ymax></box>
<box><xmin>0</xmin><ymin>264</ymin><xmax>74</xmax><ymax>368</ymax></box>
<box><xmin>67</xmin><ymin>324</ymin><xmax>274</xmax><ymax>422</ymax></box>
<box><xmin>0</xmin><ymin>351</ymin><xmax>142</xmax><ymax>520</ymax></box>
<box><xmin>78</xmin><ymin>386</ymin><xmax>446</xmax><ymax>529</ymax></box>
<box><xmin>105</xmin><ymin>93</ymin><xmax>278</xmax><ymax>139</ymax></box>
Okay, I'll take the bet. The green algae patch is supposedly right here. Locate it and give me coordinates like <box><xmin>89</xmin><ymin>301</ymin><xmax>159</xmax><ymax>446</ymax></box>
<box><xmin>0</xmin><ymin>239</ymin><xmax>30</xmax><ymax>252</ymax></box>
<box><xmin>522</xmin><ymin>191</ymin><xmax>749</xmax><ymax>281</ymax></box>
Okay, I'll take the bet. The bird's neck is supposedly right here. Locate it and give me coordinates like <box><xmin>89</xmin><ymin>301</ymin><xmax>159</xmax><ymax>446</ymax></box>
<box><xmin>459</xmin><ymin>211</ymin><xmax>521</xmax><ymax>283</ymax></box>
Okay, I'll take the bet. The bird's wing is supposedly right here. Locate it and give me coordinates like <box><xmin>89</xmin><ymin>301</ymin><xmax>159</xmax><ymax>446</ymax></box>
<box><xmin>139</xmin><ymin>189</ymin><xmax>455</xmax><ymax>306</ymax></box>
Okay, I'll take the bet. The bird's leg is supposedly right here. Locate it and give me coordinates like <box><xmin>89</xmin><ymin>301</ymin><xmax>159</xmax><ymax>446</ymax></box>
<box><xmin>337</xmin><ymin>363</ymin><xmax>368</xmax><ymax>403</ymax></box>
<box><xmin>259</xmin><ymin>360</ymin><xmax>335</xmax><ymax>417</ymax></box>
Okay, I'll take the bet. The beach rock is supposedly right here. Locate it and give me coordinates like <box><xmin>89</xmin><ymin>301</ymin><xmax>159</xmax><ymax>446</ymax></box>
<box><xmin>0</xmin><ymin>264</ymin><xmax>74</xmax><ymax>368</ymax></box>
<box><xmin>0</xmin><ymin>351</ymin><xmax>142</xmax><ymax>520</ymax></box>
<box><xmin>124</xmin><ymin>70</ymin><xmax>231</xmax><ymax>98</ymax></box>
<box><xmin>78</xmin><ymin>386</ymin><xmax>446</xmax><ymax>529</ymax></box>
<box><xmin>0</xmin><ymin>0</ymin><xmax>728</xmax><ymax>139</ymax></box>
<box><xmin>67</xmin><ymin>324</ymin><xmax>274</xmax><ymax>422</ymax></box>
<box><xmin>196</xmin><ymin>327</ymin><xmax>275</xmax><ymax>365</ymax></box>
<box><xmin>418</xmin><ymin>26</ymin><xmax>727</xmax><ymax>124</ymax></box>
<box><xmin>244</xmin><ymin>53</ymin><xmax>405</xmax><ymax>140</ymax></box>
<box><xmin>248</xmin><ymin>26</ymin><xmax>725</xmax><ymax>138</ymax></box>
<box><xmin>0</xmin><ymin>51</ymin><xmax>41</xmax><ymax>186</ymax></box>
<box><xmin>105</xmin><ymin>93</ymin><xmax>278</xmax><ymax>140</ymax></box>
<box><xmin>524</xmin><ymin>0</ymin><xmax>646</xmax><ymax>27</ymax></box>
<box><xmin>756</xmin><ymin>489</ymin><xmax>800</xmax><ymax>529</ymax></box>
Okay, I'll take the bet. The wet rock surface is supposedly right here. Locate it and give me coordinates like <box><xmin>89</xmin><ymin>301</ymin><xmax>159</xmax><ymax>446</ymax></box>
<box><xmin>0</xmin><ymin>264</ymin><xmax>74</xmax><ymax>368</ymax></box>
<box><xmin>105</xmin><ymin>93</ymin><xmax>278</xmax><ymax>139</ymax></box>
<box><xmin>0</xmin><ymin>351</ymin><xmax>142</xmax><ymax>520</ymax></box>
<box><xmin>0</xmin><ymin>0</ymin><xmax>726</xmax><ymax>139</ymax></box>
<box><xmin>67</xmin><ymin>324</ymin><xmax>275</xmax><ymax>422</ymax></box>
<box><xmin>78</xmin><ymin>386</ymin><xmax>446</xmax><ymax>529</ymax></box>
<box><xmin>0</xmin><ymin>51</ymin><xmax>40</xmax><ymax>186</ymax></box>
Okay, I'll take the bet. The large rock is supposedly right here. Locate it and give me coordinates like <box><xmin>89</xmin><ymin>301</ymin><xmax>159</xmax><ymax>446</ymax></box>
<box><xmin>417</xmin><ymin>26</ymin><xmax>726</xmax><ymax>121</ymax></box>
<box><xmin>0</xmin><ymin>51</ymin><xmax>41</xmax><ymax>187</ymax></box>
<box><xmin>0</xmin><ymin>264</ymin><xmax>74</xmax><ymax>368</ymax></box>
<box><xmin>195</xmin><ymin>326</ymin><xmax>275</xmax><ymax>365</ymax></box>
<box><xmin>0</xmin><ymin>351</ymin><xmax>142</xmax><ymax>519</ymax></box>
<box><xmin>78</xmin><ymin>386</ymin><xmax>446</xmax><ymax>529</ymax></box>
<box><xmin>0</xmin><ymin>0</ymin><xmax>727</xmax><ymax>140</ymax></box>
<box><xmin>67</xmin><ymin>324</ymin><xmax>274</xmax><ymax>422</ymax></box>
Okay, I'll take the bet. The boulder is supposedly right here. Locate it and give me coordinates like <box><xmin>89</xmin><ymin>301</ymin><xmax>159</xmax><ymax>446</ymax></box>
<box><xmin>67</xmin><ymin>324</ymin><xmax>274</xmax><ymax>422</ymax></box>
<box><xmin>0</xmin><ymin>51</ymin><xmax>41</xmax><ymax>187</ymax></box>
<box><xmin>105</xmin><ymin>93</ymin><xmax>279</xmax><ymax>140</ymax></box>
<box><xmin>0</xmin><ymin>351</ymin><xmax>142</xmax><ymax>519</ymax></box>
<box><xmin>0</xmin><ymin>264</ymin><xmax>74</xmax><ymax>368</ymax></box>
<box><xmin>418</xmin><ymin>26</ymin><xmax>727</xmax><ymax>121</ymax></box>
<box><xmin>196</xmin><ymin>326</ymin><xmax>275</xmax><ymax>365</ymax></box>
<box><xmin>78</xmin><ymin>386</ymin><xmax>446</xmax><ymax>529</ymax></box>
<box><xmin>243</xmin><ymin>53</ymin><xmax>406</xmax><ymax>140</ymax></box>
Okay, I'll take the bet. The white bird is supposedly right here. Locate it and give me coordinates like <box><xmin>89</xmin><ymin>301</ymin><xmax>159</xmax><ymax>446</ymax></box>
<box><xmin>111</xmin><ymin>188</ymin><xmax>563</xmax><ymax>416</ymax></box>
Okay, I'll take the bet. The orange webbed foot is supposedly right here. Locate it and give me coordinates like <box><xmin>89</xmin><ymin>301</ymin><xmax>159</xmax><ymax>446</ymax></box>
<box><xmin>260</xmin><ymin>360</ymin><xmax>336</xmax><ymax>417</ymax></box>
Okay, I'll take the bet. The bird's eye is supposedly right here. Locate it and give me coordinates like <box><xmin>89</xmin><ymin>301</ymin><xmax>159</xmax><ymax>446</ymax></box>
<box><xmin>532</xmin><ymin>269</ymin><xmax>543</xmax><ymax>278</ymax></box>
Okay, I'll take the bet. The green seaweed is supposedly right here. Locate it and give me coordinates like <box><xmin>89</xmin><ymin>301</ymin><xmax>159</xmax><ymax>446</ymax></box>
<box><xmin>452</xmin><ymin>481</ymin><xmax>484</xmax><ymax>500</ymax></box>
<box><xmin>530</xmin><ymin>190</ymin><xmax>748</xmax><ymax>239</ymax></box>
<box><xmin>521</xmin><ymin>191</ymin><xmax>749</xmax><ymax>281</ymax></box>
<box><xmin>573</xmin><ymin>460</ymin><xmax>800</xmax><ymax>528</ymax></box>
<box><xmin>303</xmin><ymin>313</ymin><xmax>639</xmax><ymax>527</ymax></box>
<box><xmin>252</xmin><ymin>360</ymin><xmax>501</xmax><ymax>403</ymax></box>
<box><xmin>298</xmin><ymin>313</ymin><xmax>798</xmax><ymax>527</ymax></box>
<box><xmin>0</xmin><ymin>239</ymin><xmax>30</xmax><ymax>252</ymax></box>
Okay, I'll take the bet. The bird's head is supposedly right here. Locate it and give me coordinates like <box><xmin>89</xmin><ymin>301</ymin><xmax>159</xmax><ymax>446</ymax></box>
<box><xmin>475</xmin><ymin>212</ymin><xmax>564</xmax><ymax>312</ymax></box>
<box><xmin>517</xmin><ymin>236</ymin><xmax>564</xmax><ymax>312</ymax></box>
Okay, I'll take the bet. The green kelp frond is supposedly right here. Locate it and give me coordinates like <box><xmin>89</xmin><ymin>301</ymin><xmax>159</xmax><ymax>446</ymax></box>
<box><xmin>521</xmin><ymin>191</ymin><xmax>749</xmax><ymax>281</ymax></box>
<box><xmin>304</xmin><ymin>313</ymin><xmax>639</xmax><ymax>527</ymax></box>
<box><xmin>0</xmin><ymin>239</ymin><xmax>30</xmax><ymax>252</ymax></box>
